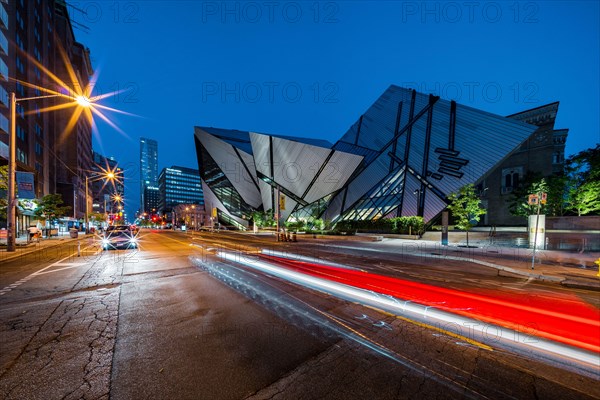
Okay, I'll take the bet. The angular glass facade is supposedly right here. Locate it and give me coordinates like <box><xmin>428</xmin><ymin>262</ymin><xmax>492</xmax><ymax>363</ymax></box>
<box><xmin>194</xmin><ymin>85</ymin><xmax>544</xmax><ymax>228</ymax></box>
<box><xmin>197</xmin><ymin>141</ymin><xmax>256</xmax><ymax>220</ymax></box>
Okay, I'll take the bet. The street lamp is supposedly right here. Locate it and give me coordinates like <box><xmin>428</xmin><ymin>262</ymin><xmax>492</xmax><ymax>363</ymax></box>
<box><xmin>85</xmin><ymin>170</ymin><xmax>119</xmax><ymax>233</ymax></box>
<box><xmin>191</xmin><ymin>205</ymin><xmax>196</xmax><ymax>230</ymax></box>
<box><xmin>6</xmin><ymin>92</ymin><xmax>92</xmax><ymax>251</ymax></box>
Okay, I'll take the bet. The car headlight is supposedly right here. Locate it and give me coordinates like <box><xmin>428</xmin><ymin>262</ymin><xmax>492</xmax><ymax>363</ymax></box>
<box><xmin>102</xmin><ymin>239</ymin><xmax>110</xmax><ymax>246</ymax></box>
<box><xmin>129</xmin><ymin>237</ymin><xmax>138</xmax><ymax>243</ymax></box>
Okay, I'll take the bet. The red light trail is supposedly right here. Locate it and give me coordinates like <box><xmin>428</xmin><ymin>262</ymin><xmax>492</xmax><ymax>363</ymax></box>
<box><xmin>258</xmin><ymin>254</ymin><xmax>600</xmax><ymax>354</ymax></box>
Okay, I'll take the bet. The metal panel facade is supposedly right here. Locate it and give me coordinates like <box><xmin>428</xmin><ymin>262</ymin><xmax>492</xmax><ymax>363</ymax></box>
<box><xmin>194</xmin><ymin>84</ymin><xmax>541</xmax><ymax>227</ymax></box>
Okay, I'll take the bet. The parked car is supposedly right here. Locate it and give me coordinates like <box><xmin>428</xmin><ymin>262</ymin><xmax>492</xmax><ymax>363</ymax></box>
<box><xmin>102</xmin><ymin>226</ymin><xmax>138</xmax><ymax>250</ymax></box>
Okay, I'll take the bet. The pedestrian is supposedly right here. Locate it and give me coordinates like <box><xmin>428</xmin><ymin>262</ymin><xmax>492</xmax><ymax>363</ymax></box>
<box><xmin>28</xmin><ymin>225</ymin><xmax>40</xmax><ymax>243</ymax></box>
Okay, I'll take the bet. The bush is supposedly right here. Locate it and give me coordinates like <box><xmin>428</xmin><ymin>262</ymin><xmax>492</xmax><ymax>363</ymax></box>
<box><xmin>285</xmin><ymin>220</ymin><xmax>306</xmax><ymax>231</ymax></box>
<box><xmin>332</xmin><ymin>216</ymin><xmax>424</xmax><ymax>235</ymax></box>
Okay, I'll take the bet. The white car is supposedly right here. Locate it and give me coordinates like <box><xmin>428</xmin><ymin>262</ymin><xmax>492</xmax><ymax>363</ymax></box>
<box><xmin>102</xmin><ymin>226</ymin><xmax>139</xmax><ymax>250</ymax></box>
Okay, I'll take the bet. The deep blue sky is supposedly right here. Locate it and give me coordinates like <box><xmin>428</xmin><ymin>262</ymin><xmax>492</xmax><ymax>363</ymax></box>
<box><xmin>69</xmin><ymin>1</ymin><xmax>600</xmax><ymax>218</ymax></box>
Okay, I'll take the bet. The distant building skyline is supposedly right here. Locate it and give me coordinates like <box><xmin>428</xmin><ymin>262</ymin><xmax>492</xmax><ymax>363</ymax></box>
<box><xmin>91</xmin><ymin>151</ymin><xmax>124</xmax><ymax>216</ymax></box>
<box><xmin>157</xmin><ymin>166</ymin><xmax>204</xmax><ymax>218</ymax></box>
<box><xmin>139</xmin><ymin>137</ymin><xmax>158</xmax><ymax>214</ymax></box>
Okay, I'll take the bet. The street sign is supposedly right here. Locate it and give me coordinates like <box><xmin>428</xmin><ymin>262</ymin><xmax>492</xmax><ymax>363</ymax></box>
<box><xmin>212</xmin><ymin>207</ymin><xmax>217</xmax><ymax>218</ymax></box>
<box><xmin>528</xmin><ymin>194</ymin><xmax>539</xmax><ymax>205</ymax></box>
<box><xmin>279</xmin><ymin>194</ymin><xmax>286</xmax><ymax>211</ymax></box>
<box><xmin>540</xmin><ymin>192</ymin><xmax>547</xmax><ymax>204</ymax></box>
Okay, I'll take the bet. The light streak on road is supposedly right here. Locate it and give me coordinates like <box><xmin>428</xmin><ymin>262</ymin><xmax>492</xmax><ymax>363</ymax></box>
<box><xmin>258</xmin><ymin>253</ymin><xmax>600</xmax><ymax>354</ymax></box>
<box><xmin>214</xmin><ymin>250</ymin><xmax>600</xmax><ymax>372</ymax></box>
<box><xmin>192</xmin><ymin>257</ymin><xmax>486</xmax><ymax>399</ymax></box>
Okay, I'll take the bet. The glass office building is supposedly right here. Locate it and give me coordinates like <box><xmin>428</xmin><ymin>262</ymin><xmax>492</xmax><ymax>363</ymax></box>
<box><xmin>157</xmin><ymin>166</ymin><xmax>204</xmax><ymax>215</ymax></box>
<box><xmin>195</xmin><ymin>85</ymin><xmax>565</xmax><ymax>228</ymax></box>
<box><xmin>140</xmin><ymin>137</ymin><xmax>159</xmax><ymax>213</ymax></box>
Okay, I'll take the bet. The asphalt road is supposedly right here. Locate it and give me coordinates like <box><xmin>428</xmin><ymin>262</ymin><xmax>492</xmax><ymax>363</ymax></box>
<box><xmin>0</xmin><ymin>230</ymin><xmax>598</xmax><ymax>400</ymax></box>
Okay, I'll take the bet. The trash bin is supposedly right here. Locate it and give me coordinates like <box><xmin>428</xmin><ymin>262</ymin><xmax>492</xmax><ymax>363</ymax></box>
<box><xmin>69</xmin><ymin>228</ymin><xmax>78</xmax><ymax>239</ymax></box>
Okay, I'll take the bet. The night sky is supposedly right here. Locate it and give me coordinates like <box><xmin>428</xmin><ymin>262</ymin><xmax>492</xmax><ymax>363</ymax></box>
<box><xmin>69</xmin><ymin>1</ymin><xmax>599</xmax><ymax>218</ymax></box>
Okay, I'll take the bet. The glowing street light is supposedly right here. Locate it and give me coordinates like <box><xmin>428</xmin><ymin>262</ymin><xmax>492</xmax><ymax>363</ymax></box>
<box><xmin>5</xmin><ymin>42</ymin><xmax>134</xmax><ymax>250</ymax></box>
<box><xmin>6</xmin><ymin>91</ymin><xmax>92</xmax><ymax>251</ymax></box>
<box><xmin>76</xmin><ymin>95</ymin><xmax>91</xmax><ymax>107</ymax></box>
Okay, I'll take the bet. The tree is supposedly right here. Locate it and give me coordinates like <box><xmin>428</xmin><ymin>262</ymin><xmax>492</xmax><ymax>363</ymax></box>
<box><xmin>88</xmin><ymin>212</ymin><xmax>107</xmax><ymax>226</ymax></box>
<box><xmin>508</xmin><ymin>172</ymin><xmax>549</xmax><ymax>218</ymax></box>
<box><xmin>544</xmin><ymin>174</ymin><xmax>569</xmax><ymax>217</ymax></box>
<box><xmin>565</xmin><ymin>145</ymin><xmax>600</xmax><ymax>216</ymax></box>
<box><xmin>446</xmin><ymin>184</ymin><xmax>486</xmax><ymax>247</ymax></box>
<box><xmin>35</xmin><ymin>194</ymin><xmax>71</xmax><ymax>226</ymax></box>
<box><xmin>568</xmin><ymin>180</ymin><xmax>600</xmax><ymax>216</ymax></box>
<box><xmin>251</xmin><ymin>210</ymin><xmax>275</xmax><ymax>228</ymax></box>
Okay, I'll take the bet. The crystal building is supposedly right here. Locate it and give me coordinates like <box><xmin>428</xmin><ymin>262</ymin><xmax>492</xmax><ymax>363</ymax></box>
<box><xmin>195</xmin><ymin>85</ymin><xmax>565</xmax><ymax>229</ymax></box>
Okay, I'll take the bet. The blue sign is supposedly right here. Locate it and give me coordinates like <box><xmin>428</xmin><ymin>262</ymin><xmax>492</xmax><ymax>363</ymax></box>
<box><xmin>16</xmin><ymin>171</ymin><xmax>35</xmax><ymax>199</ymax></box>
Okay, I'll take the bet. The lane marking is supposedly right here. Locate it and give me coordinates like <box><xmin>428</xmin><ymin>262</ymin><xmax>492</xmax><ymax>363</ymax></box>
<box><xmin>34</xmin><ymin>263</ymin><xmax>88</xmax><ymax>275</ymax></box>
<box><xmin>159</xmin><ymin>233</ymin><xmax>197</xmax><ymax>247</ymax></box>
<box><xmin>0</xmin><ymin>245</ymin><xmax>100</xmax><ymax>296</ymax></box>
<box><xmin>365</xmin><ymin>305</ymin><xmax>494</xmax><ymax>351</ymax></box>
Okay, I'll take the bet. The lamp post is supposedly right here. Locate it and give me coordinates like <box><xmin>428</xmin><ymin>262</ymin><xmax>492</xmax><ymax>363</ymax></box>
<box><xmin>85</xmin><ymin>176</ymin><xmax>89</xmax><ymax>233</ymax></box>
<box><xmin>7</xmin><ymin>92</ymin><xmax>91</xmax><ymax>251</ymax></box>
<box><xmin>191</xmin><ymin>205</ymin><xmax>196</xmax><ymax>230</ymax></box>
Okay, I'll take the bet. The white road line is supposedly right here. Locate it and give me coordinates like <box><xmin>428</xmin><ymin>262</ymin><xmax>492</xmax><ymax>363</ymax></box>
<box><xmin>35</xmin><ymin>264</ymin><xmax>88</xmax><ymax>275</ymax></box>
<box><xmin>0</xmin><ymin>245</ymin><xmax>100</xmax><ymax>295</ymax></box>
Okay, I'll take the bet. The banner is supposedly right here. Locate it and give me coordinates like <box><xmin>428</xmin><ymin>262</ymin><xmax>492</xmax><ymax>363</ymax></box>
<box><xmin>16</xmin><ymin>171</ymin><xmax>35</xmax><ymax>199</ymax></box>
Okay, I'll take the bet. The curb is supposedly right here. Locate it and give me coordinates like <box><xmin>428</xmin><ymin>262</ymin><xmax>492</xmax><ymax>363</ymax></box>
<box><xmin>560</xmin><ymin>279</ymin><xmax>600</xmax><ymax>291</ymax></box>
<box><xmin>0</xmin><ymin>236</ymin><xmax>88</xmax><ymax>263</ymax></box>
<box><xmin>419</xmin><ymin>251</ymin><xmax>600</xmax><ymax>290</ymax></box>
<box><xmin>311</xmin><ymin>241</ymin><xmax>600</xmax><ymax>291</ymax></box>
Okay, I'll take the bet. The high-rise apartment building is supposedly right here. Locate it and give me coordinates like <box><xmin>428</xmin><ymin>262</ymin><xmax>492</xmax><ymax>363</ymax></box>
<box><xmin>139</xmin><ymin>137</ymin><xmax>158</xmax><ymax>213</ymax></box>
<box><xmin>1</xmin><ymin>1</ymin><xmax>94</xmax><ymax>230</ymax></box>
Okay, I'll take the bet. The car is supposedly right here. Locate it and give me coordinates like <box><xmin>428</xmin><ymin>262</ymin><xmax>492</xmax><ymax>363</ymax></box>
<box><xmin>102</xmin><ymin>226</ymin><xmax>139</xmax><ymax>250</ymax></box>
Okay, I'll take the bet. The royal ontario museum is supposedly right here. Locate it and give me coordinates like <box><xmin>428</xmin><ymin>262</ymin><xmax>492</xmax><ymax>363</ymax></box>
<box><xmin>194</xmin><ymin>85</ymin><xmax>566</xmax><ymax>229</ymax></box>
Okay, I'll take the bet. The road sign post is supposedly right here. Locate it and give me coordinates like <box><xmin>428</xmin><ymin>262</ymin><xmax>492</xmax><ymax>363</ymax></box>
<box><xmin>529</xmin><ymin>192</ymin><xmax>547</xmax><ymax>270</ymax></box>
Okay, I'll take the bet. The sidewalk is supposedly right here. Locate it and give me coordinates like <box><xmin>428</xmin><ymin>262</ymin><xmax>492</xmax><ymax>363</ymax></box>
<box><xmin>0</xmin><ymin>232</ymin><xmax>92</xmax><ymax>263</ymax></box>
<box><xmin>294</xmin><ymin>234</ymin><xmax>600</xmax><ymax>291</ymax></box>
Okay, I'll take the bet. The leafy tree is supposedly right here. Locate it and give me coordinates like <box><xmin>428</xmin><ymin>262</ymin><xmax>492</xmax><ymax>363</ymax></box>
<box><xmin>251</xmin><ymin>210</ymin><xmax>275</xmax><ymax>228</ymax></box>
<box><xmin>446</xmin><ymin>183</ymin><xmax>486</xmax><ymax>247</ymax></box>
<box><xmin>568</xmin><ymin>180</ymin><xmax>600</xmax><ymax>216</ymax></box>
<box><xmin>565</xmin><ymin>145</ymin><xmax>600</xmax><ymax>216</ymax></box>
<box><xmin>566</xmin><ymin>144</ymin><xmax>600</xmax><ymax>181</ymax></box>
<box><xmin>88</xmin><ymin>212</ymin><xmax>107</xmax><ymax>225</ymax></box>
<box><xmin>544</xmin><ymin>174</ymin><xmax>568</xmax><ymax>217</ymax></box>
<box><xmin>508</xmin><ymin>172</ymin><xmax>550</xmax><ymax>218</ymax></box>
<box><xmin>35</xmin><ymin>194</ymin><xmax>71</xmax><ymax>226</ymax></box>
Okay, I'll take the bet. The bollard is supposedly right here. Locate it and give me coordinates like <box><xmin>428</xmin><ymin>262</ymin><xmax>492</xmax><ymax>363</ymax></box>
<box><xmin>292</xmin><ymin>232</ymin><xmax>297</xmax><ymax>242</ymax></box>
<box><xmin>77</xmin><ymin>241</ymin><xmax>81</xmax><ymax>257</ymax></box>
<box><xmin>595</xmin><ymin>258</ymin><xmax>600</xmax><ymax>278</ymax></box>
